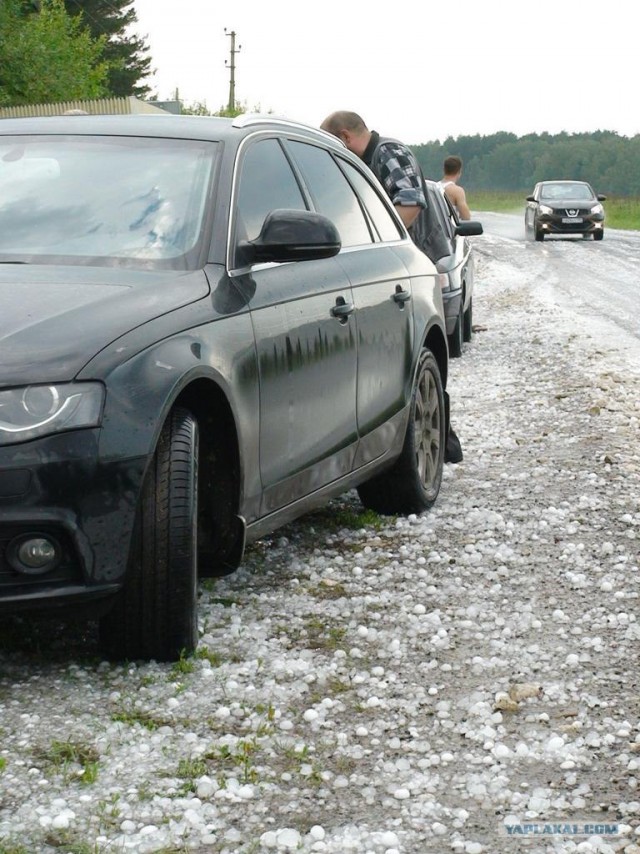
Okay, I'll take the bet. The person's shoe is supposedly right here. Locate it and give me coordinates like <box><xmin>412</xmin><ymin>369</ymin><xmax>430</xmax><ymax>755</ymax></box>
<box><xmin>445</xmin><ymin>428</ymin><xmax>463</xmax><ymax>464</ymax></box>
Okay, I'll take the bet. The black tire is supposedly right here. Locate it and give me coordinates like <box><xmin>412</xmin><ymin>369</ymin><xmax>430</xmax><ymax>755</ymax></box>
<box><xmin>99</xmin><ymin>408</ymin><xmax>199</xmax><ymax>662</ymax></box>
<box><xmin>357</xmin><ymin>349</ymin><xmax>445</xmax><ymax>515</ymax></box>
<box><xmin>448</xmin><ymin>299</ymin><xmax>464</xmax><ymax>358</ymax></box>
<box><xmin>594</xmin><ymin>230</ymin><xmax>604</xmax><ymax>241</ymax></box>
<box><xmin>463</xmin><ymin>296</ymin><xmax>473</xmax><ymax>343</ymax></box>
<box><xmin>534</xmin><ymin>226</ymin><xmax>544</xmax><ymax>242</ymax></box>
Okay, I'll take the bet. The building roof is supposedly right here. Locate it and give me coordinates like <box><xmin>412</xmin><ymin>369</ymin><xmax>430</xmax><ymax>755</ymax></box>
<box><xmin>0</xmin><ymin>96</ymin><xmax>172</xmax><ymax>119</ymax></box>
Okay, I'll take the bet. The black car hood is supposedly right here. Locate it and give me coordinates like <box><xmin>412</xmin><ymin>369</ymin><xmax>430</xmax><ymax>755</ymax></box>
<box><xmin>0</xmin><ymin>265</ymin><xmax>210</xmax><ymax>386</ymax></box>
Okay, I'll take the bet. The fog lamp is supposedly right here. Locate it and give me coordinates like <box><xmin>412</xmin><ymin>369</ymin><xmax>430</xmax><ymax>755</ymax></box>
<box><xmin>7</xmin><ymin>534</ymin><xmax>61</xmax><ymax>575</ymax></box>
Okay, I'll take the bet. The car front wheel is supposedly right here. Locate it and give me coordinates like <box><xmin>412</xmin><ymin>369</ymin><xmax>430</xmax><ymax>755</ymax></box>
<box><xmin>357</xmin><ymin>349</ymin><xmax>445</xmax><ymax>515</ymax></box>
<box><xmin>594</xmin><ymin>230</ymin><xmax>604</xmax><ymax>241</ymax></box>
<box><xmin>534</xmin><ymin>223</ymin><xmax>544</xmax><ymax>241</ymax></box>
<box><xmin>99</xmin><ymin>407</ymin><xmax>199</xmax><ymax>662</ymax></box>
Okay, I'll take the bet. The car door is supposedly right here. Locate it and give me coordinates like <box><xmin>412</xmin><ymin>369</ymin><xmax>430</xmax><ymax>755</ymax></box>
<box><xmin>433</xmin><ymin>187</ymin><xmax>470</xmax><ymax>292</ymax></box>
<box><xmin>231</xmin><ymin>136</ymin><xmax>358</xmax><ymax>515</ymax></box>
<box><xmin>285</xmin><ymin>140</ymin><xmax>414</xmax><ymax>468</ymax></box>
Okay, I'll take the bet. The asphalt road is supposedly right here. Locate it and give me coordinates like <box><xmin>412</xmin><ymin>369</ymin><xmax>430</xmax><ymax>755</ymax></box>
<box><xmin>474</xmin><ymin>211</ymin><xmax>640</xmax><ymax>344</ymax></box>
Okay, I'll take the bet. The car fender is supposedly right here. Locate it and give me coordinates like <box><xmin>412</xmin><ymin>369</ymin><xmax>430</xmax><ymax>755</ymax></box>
<box><xmin>94</xmin><ymin>320</ymin><xmax>258</xmax><ymax>471</ymax></box>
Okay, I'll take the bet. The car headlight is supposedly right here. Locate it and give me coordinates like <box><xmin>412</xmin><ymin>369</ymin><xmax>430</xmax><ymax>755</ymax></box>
<box><xmin>0</xmin><ymin>382</ymin><xmax>104</xmax><ymax>445</ymax></box>
<box><xmin>590</xmin><ymin>203</ymin><xmax>604</xmax><ymax>214</ymax></box>
<box><xmin>538</xmin><ymin>204</ymin><xmax>553</xmax><ymax>215</ymax></box>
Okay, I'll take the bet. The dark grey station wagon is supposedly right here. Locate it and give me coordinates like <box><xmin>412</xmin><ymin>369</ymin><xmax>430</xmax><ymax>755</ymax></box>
<box><xmin>0</xmin><ymin>114</ymin><xmax>450</xmax><ymax>660</ymax></box>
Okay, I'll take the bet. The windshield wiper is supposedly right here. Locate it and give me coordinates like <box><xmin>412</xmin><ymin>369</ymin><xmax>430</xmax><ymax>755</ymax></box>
<box><xmin>0</xmin><ymin>260</ymin><xmax>29</xmax><ymax>264</ymax></box>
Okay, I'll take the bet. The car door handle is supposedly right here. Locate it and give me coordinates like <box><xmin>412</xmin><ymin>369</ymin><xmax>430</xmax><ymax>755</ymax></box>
<box><xmin>330</xmin><ymin>296</ymin><xmax>354</xmax><ymax>323</ymax></box>
<box><xmin>393</xmin><ymin>285</ymin><xmax>411</xmax><ymax>305</ymax></box>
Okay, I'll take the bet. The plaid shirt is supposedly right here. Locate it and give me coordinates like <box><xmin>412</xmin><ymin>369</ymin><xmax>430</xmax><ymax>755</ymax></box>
<box><xmin>364</xmin><ymin>133</ymin><xmax>427</xmax><ymax>210</ymax></box>
<box><xmin>362</xmin><ymin>131</ymin><xmax>447</xmax><ymax>262</ymax></box>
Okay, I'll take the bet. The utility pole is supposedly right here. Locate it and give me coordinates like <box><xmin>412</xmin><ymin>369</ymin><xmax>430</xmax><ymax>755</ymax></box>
<box><xmin>224</xmin><ymin>29</ymin><xmax>241</xmax><ymax>113</ymax></box>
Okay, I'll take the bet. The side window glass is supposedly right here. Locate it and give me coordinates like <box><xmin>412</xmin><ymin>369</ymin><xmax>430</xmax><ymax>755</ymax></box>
<box><xmin>339</xmin><ymin>159</ymin><xmax>404</xmax><ymax>242</ymax></box>
<box><xmin>288</xmin><ymin>141</ymin><xmax>372</xmax><ymax>248</ymax></box>
<box><xmin>235</xmin><ymin>138</ymin><xmax>306</xmax><ymax>248</ymax></box>
<box><xmin>432</xmin><ymin>189</ymin><xmax>456</xmax><ymax>240</ymax></box>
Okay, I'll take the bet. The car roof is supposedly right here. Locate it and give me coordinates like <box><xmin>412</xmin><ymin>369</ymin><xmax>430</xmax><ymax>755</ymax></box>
<box><xmin>540</xmin><ymin>179</ymin><xmax>591</xmax><ymax>186</ymax></box>
<box><xmin>0</xmin><ymin>112</ymin><xmax>345</xmax><ymax>150</ymax></box>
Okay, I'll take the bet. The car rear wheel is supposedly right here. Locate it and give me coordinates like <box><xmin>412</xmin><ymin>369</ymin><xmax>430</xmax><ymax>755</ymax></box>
<box><xmin>99</xmin><ymin>407</ymin><xmax>199</xmax><ymax>662</ymax></box>
<box><xmin>594</xmin><ymin>231</ymin><xmax>604</xmax><ymax>241</ymax></box>
<box><xmin>357</xmin><ymin>349</ymin><xmax>445</xmax><ymax>515</ymax></box>
<box><xmin>448</xmin><ymin>300</ymin><xmax>464</xmax><ymax>358</ymax></box>
<box><xmin>463</xmin><ymin>296</ymin><xmax>473</xmax><ymax>343</ymax></box>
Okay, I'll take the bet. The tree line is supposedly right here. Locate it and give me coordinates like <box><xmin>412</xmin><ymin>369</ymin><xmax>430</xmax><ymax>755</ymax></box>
<box><xmin>413</xmin><ymin>131</ymin><xmax>640</xmax><ymax>197</ymax></box>
<box><xmin>0</xmin><ymin>0</ymin><xmax>151</xmax><ymax>106</ymax></box>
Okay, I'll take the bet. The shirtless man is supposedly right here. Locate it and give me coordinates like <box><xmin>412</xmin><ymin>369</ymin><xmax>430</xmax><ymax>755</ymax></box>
<box><xmin>438</xmin><ymin>155</ymin><xmax>471</xmax><ymax>220</ymax></box>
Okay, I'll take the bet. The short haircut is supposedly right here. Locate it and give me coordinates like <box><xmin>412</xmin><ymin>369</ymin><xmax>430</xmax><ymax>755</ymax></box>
<box><xmin>321</xmin><ymin>111</ymin><xmax>368</xmax><ymax>137</ymax></box>
<box><xmin>443</xmin><ymin>155</ymin><xmax>463</xmax><ymax>175</ymax></box>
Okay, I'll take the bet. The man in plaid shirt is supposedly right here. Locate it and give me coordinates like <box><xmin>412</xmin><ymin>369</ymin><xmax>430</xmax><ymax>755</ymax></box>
<box><xmin>320</xmin><ymin>110</ymin><xmax>462</xmax><ymax>463</ymax></box>
<box><xmin>320</xmin><ymin>111</ymin><xmax>448</xmax><ymax>263</ymax></box>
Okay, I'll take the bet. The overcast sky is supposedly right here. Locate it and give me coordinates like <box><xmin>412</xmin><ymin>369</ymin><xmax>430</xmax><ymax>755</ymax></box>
<box><xmin>131</xmin><ymin>0</ymin><xmax>636</xmax><ymax>145</ymax></box>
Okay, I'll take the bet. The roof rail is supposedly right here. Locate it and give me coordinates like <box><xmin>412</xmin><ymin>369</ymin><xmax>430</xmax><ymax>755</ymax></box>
<box><xmin>231</xmin><ymin>113</ymin><xmax>346</xmax><ymax>147</ymax></box>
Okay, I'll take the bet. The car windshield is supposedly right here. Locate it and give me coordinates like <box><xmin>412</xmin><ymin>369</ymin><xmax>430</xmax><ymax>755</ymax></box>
<box><xmin>540</xmin><ymin>182</ymin><xmax>594</xmax><ymax>201</ymax></box>
<box><xmin>0</xmin><ymin>135</ymin><xmax>217</xmax><ymax>268</ymax></box>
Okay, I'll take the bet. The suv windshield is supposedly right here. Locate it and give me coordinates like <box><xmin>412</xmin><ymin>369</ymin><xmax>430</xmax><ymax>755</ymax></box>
<box><xmin>540</xmin><ymin>182</ymin><xmax>594</xmax><ymax>201</ymax></box>
<box><xmin>0</xmin><ymin>135</ymin><xmax>217</xmax><ymax>268</ymax></box>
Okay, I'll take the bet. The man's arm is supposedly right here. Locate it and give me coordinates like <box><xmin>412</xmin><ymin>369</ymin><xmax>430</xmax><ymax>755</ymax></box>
<box><xmin>375</xmin><ymin>141</ymin><xmax>426</xmax><ymax>229</ymax></box>
<box><xmin>446</xmin><ymin>184</ymin><xmax>471</xmax><ymax>220</ymax></box>
<box><xmin>395</xmin><ymin>205</ymin><xmax>421</xmax><ymax>228</ymax></box>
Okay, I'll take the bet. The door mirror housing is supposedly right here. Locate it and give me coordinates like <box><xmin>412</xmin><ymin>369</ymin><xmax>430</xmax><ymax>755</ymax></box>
<box><xmin>455</xmin><ymin>220</ymin><xmax>483</xmax><ymax>237</ymax></box>
<box><xmin>238</xmin><ymin>209</ymin><xmax>341</xmax><ymax>265</ymax></box>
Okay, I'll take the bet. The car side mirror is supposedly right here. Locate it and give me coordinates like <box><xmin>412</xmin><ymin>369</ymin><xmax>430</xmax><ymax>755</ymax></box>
<box><xmin>455</xmin><ymin>220</ymin><xmax>483</xmax><ymax>237</ymax></box>
<box><xmin>237</xmin><ymin>209</ymin><xmax>341</xmax><ymax>265</ymax></box>
<box><xmin>526</xmin><ymin>195</ymin><xmax>536</xmax><ymax>202</ymax></box>
<box><xmin>597</xmin><ymin>194</ymin><xmax>607</xmax><ymax>201</ymax></box>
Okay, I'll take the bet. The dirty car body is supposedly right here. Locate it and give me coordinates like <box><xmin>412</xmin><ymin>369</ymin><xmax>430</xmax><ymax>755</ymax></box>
<box><xmin>0</xmin><ymin>114</ymin><xmax>449</xmax><ymax>660</ymax></box>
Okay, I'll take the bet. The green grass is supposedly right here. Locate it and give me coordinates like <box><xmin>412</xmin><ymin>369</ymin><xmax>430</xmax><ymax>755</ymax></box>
<box><xmin>468</xmin><ymin>190</ymin><xmax>525</xmax><ymax>214</ymax></box>
<box><xmin>468</xmin><ymin>189</ymin><xmax>640</xmax><ymax>230</ymax></box>
<box><xmin>33</xmin><ymin>740</ymin><xmax>100</xmax><ymax>784</ymax></box>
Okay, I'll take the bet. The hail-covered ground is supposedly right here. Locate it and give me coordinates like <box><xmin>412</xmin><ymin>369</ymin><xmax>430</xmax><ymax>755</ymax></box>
<box><xmin>1</xmin><ymin>223</ymin><xmax>639</xmax><ymax>854</ymax></box>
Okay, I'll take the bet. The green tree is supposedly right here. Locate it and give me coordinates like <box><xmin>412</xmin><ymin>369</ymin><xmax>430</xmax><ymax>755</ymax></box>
<box><xmin>0</xmin><ymin>0</ymin><xmax>108</xmax><ymax>106</ymax></box>
<box><xmin>180</xmin><ymin>100</ymin><xmax>215</xmax><ymax>116</ymax></box>
<box><xmin>62</xmin><ymin>0</ymin><xmax>151</xmax><ymax>97</ymax></box>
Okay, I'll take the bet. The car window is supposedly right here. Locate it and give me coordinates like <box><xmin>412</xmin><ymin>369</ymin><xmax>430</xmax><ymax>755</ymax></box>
<box><xmin>540</xmin><ymin>182</ymin><xmax>594</xmax><ymax>201</ymax></box>
<box><xmin>287</xmin><ymin>140</ymin><xmax>373</xmax><ymax>248</ymax></box>
<box><xmin>0</xmin><ymin>135</ymin><xmax>217</xmax><ymax>268</ymax></box>
<box><xmin>234</xmin><ymin>138</ymin><xmax>307</xmax><ymax>250</ymax></box>
<box><xmin>337</xmin><ymin>159</ymin><xmax>404</xmax><ymax>243</ymax></box>
<box><xmin>428</xmin><ymin>185</ymin><xmax>456</xmax><ymax>241</ymax></box>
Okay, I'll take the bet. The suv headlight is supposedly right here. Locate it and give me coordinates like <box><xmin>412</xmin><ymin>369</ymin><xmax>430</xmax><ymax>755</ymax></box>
<box><xmin>0</xmin><ymin>382</ymin><xmax>104</xmax><ymax>445</ymax></box>
<box><xmin>590</xmin><ymin>203</ymin><xmax>604</xmax><ymax>214</ymax></box>
<box><xmin>538</xmin><ymin>204</ymin><xmax>553</xmax><ymax>215</ymax></box>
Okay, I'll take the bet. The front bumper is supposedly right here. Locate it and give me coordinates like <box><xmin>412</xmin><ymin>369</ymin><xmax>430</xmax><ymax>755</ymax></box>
<box><xmin>0</xmin><ymin>428</ymin><xmax>146</xmax><ymax>615</ymax></box>
<box><xmin>537</xmin><ymin>213</ymin><xmax>604</xmax><ymax>235</ymax></box>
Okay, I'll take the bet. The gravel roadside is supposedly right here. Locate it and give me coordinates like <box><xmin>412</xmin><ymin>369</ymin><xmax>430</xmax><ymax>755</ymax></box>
<box><xmin>1</xmin><ymin>234</ymin><xmax>639</xmax><ymax>854</ymax></box>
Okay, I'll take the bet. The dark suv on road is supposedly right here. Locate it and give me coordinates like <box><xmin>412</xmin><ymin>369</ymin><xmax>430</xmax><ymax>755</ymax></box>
<box><xmin>525</xmin><ymin>180</ymin><xmax>606</xmax><ymax>241</ymax></box>
<box><xmin>0</xmin><ymin>113</ymin><xmax>450</xmax><ymax>661</ymax></box>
